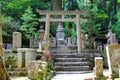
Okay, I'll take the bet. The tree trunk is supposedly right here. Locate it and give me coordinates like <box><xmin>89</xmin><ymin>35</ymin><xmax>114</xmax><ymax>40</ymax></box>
<box><xmin>51</xmin><ymin>0</ymin><xmax>62</xmax><ymax>18</ymax></box>
<box><xmin>0</xmin><ymin>15</ymin><xmax>10</xmax><ymax>80</ymax></box>
<box><xmin>51</xmin><ymin>0</ymin><xmax>62</xmax><ymax>10</ymax></box>
<box><xmin>50</xmin><ymin>0</ymin><xmax>62</xmax><ymax>37</ymax></box>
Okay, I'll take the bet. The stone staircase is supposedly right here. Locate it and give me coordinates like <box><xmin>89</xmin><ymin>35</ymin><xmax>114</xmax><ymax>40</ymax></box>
<box><xmin>51</xmin><ymin>46</ymin><xmax>92</xmax><ymax>74</ymax></box>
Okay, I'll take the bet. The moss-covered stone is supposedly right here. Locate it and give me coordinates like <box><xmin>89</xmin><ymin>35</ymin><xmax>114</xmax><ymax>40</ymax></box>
<box><xmin>94</xmin><ymin>75</ymin><xmax>106</xmax><ymax>80</ymax></box>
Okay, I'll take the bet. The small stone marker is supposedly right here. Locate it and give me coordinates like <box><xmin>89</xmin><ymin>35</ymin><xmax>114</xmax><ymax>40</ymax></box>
<box><xmin>93</xmin><ymin>57</ymin><xmax>106</xmax><ymax>80</ymax></box>
<box><xmin>95</xmin><ymin>57</ymin><xmax>103</xmax><ymax>76</ymax></box>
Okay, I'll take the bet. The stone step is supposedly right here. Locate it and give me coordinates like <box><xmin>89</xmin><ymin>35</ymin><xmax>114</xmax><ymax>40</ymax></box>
<box><xmin>82</xmin><ymin>50</ymin><xmax>98</xmax><ymax>53</ymax></box>
<box><xmin>55</xmin><ymin>62</ymin><xmax>88</xmax><ymax>66</ymax></box>
<box><xmin>56</xmin><ymin>71</ymin><xmax>92</xmax><ymax>74</ymax></box>
<box><xmin>51</xmin><ymin>50</ymin><xmax>77</xmax><ymax>53</ymax></box>
<box><xmin>54</xmin><ymin>54</ymin><xmax>86</xmax><ymax>58</ymax></box>
<box><xmin>51</xmin><ymin>46</ymin><xmax>69</xmax><ymax>50</ymax></box>
<box><xmin>55</xmin><ymin>66</ymin><xmax>90</xmax><ymax>71</ymax></box>
<box><xmin>55</xmin><ymin>58</ymin><xmax>87</xmax><ymax>62</ymax></box>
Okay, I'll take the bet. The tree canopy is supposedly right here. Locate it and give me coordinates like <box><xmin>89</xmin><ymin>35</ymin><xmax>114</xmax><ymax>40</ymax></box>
<box><xmin>1</xmin><ymin>0</ymin><xmax>120</xmax><ymax>43</ymax></box>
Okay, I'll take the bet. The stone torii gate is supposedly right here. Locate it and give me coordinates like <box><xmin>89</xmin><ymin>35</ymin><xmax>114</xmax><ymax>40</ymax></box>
<box><xmin>36</xmin><ymin>9</ymin><xmax>86</xmax><ymax>53</ymax></box>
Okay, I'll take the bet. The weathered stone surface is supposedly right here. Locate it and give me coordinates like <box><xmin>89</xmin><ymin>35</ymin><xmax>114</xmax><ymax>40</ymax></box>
<box><xmin>17</xmin><ymin>48</ymin><xmax>36</xmax><ymax>69</ymax></box>
<box><xmin>50</xmin><ymin>37</ymin><xmax>56</xmax><ymax>48</ymax></box>
<box><xmin>28</xmin><ymin>61</ymin><xmax>48</xmax><ymax>80</ymax></box>
<box><xmin>52</xmin><ymin>46</ymin><xmax>91</xmax><ymax>72</ymax></box>
<box><xmin>95</xmin><ymin>57</ymin><xmax>103</xmax><ymax>76</ymax></box>
<box><xmin>106</xmin><ymin>44</ymin><xmax>120</xmax><ymax>78</ymax></box>
<box><xmin>13</xmin><ymin>32</ymin><xmax>22</xmax><ymax>50</ymax></box>
<box><xmin>56</xmin><ymin>23</ymin><xmax>65</xmax><ymax>46</ymax></box>
<box><xmin>93</xmin><ymin>57</ymin><xmax>106</xmax><ymax>80</ymax></box>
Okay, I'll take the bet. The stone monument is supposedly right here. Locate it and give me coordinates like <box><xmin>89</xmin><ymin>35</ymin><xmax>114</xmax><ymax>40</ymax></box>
<box><xmin>56</xmin><ymin>23</ymin><xmax>65</xmax><ymax>46</ymax></box>
<box><xmin>13</xmin><ymin>32</ymin><xmax>22</xmax><ymax>50</ymax></box>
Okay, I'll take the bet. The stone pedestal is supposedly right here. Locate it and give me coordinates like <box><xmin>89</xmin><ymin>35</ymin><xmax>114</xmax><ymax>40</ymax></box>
<box><xmin>13</xmin><ymin>32</ymin><xmax>22</xmax><ymax>50</ymax></box>
<box><xmin>17</xmin><ymin>48</ymin><xmax>36</xmax><ymax>69</ymax></box>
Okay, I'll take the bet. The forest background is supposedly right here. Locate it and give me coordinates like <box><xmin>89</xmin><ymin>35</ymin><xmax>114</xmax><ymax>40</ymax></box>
<box><xmin>0</xmin><ymin>0</ymin><xmax>120</xmax><ymax>46</ymax></box>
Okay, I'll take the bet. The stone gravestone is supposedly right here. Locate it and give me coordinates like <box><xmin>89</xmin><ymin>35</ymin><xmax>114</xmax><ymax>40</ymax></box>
<box><xmin>106</xmin><ymin>44</ymin><xmax>120</xmax><ymax>79</ymax></box>
<box><xmin>50</xmin><ymin>37</ymin><xmax>56</xmax><ymax>48</ymax></box>
<box><xmin>6</xmin><ymin>44</ymin><xmax>12</xmax><ymax>50</ymax></box>
<box><xmin>30</xmin><ymin>38</ymin><xmax>39</xmax><ymax>48</ymax></box>
<box><xmin>56</xmin><ymin>23</ymin><xmax>65</xmax><ymax>46</ymax></box>
<box><xmin>13</xmin><ymin>32</ymin><xmax>22</xmax><ymax>50</ymax></box>
<box><xmin>30</xmin><ymin>38</ymin><xmax>34</xmax><ymax>48</ymax></box>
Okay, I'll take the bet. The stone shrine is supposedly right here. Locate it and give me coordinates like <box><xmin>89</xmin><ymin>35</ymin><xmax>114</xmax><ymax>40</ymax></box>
<box><xmin>56</xmin><ymin>23</ymin><xmax>65</xmax><ymax>46</ymax></box>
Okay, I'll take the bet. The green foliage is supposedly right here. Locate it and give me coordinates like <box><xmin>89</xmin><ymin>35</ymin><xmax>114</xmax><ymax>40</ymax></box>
<box><xmin>81</xmin><ymin>1</ymin><xmax>109</xmax><ymax>38</ymax></box>
<box><xmin>118</xmin><ymin>0</ymin><xmax>120</xmax><ymax>3</ymax></box>
<box><xmin>77</xmin><ymin>0</ymin><xmax>90</xmax><ymax>10</ymax></box>
<box><xmin>2</xmin><ymin>16</ymin><xmax>20</xmax><ymax>43</ymax></box>
<box><xmin>7</xmin><ymin>0</ymin><xmax>48</xmax><ymax>19</ymax></box>
<box><xmin>7</xmin><ymin>55</ymin><xmax>17</xmax><ymax>60</ymax></box>
<box><xmin>112</xmin><ymin>11</ymin><xmax>120</xmax><ymax>40</ymax></box>
<box><xmin>64</xmin><ymin>22</ymin><xmax>76</xmax><ymax>38</ymax></box>
<box><xmin>64</xmin><ymin>0</ymin><xmax>79</xmax><ymax>10</ymax></box>
<box><xmin>64</xmin><ymin>22</ymin><xmax>71</xmax><ymax>37</ymax></box>
<box><xmin>5</xmin><ymin>55</ymin><xmax>17</xmax><ymax>68</ymax></box>
<box><xmin>20</xmin><ymin>6</ymin><xmax>38</xmax><ymax>39</ymax></box>
<box><xmin>50</xmin><ymin>26</ymin><xmax>57</xmax><ymax>37</ymax></box>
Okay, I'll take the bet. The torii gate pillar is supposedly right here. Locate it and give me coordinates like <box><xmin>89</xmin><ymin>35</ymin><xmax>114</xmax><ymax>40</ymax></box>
<box><xmin>44</xmin><ymin>14</ymin><xmax>50</xmax><ymax>40</ymax></box>
<box><xmin>76</xmin><ymin>14</ymin><xmax>82</xmax><ymax>53</ymax></box>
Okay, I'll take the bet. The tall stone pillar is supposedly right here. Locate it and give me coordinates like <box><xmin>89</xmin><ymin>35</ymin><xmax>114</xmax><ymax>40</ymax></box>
<box><xmin>76</xmin><ymin>14</ymin><xmax>82</xmax><ymax>53</ymax></box>
<box><xmin>13</xmin><ymin>32</ymin><xmax>22</xmax><ymax>50</ymax></box>
<box><xmin>44</xmin><ymin>14</ymin><xmax>50</xmax><ymax>40</ymax></box>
